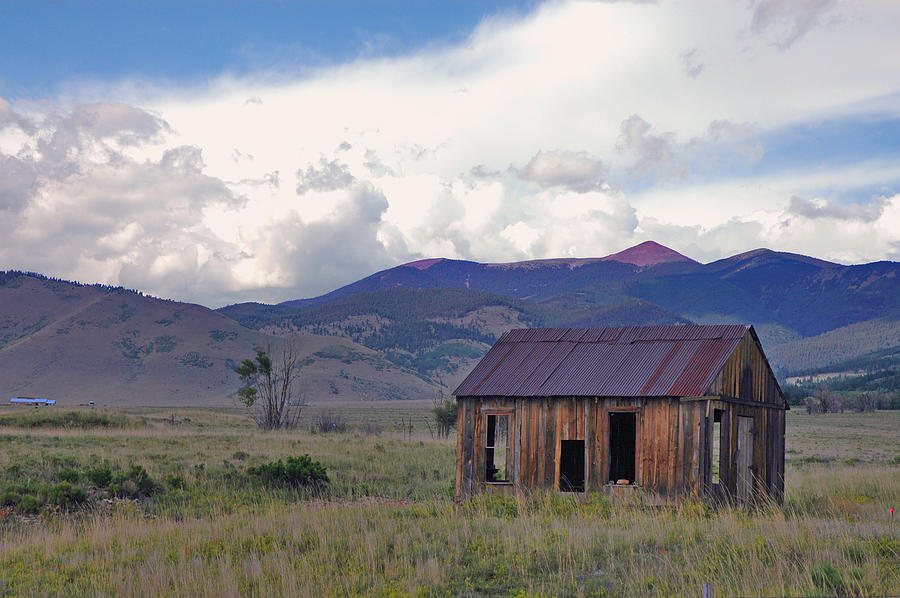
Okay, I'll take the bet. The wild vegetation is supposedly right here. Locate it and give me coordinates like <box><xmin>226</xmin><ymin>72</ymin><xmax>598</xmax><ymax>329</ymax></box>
<box><xmin>0</xmin><ymin>406</ymin><xmax>897</xmax><ymax>596</ymax></box>
<box><xmin>235</xmin><ymin>342</ymin><xmax>304</xmax><ymax>430</ymax></box>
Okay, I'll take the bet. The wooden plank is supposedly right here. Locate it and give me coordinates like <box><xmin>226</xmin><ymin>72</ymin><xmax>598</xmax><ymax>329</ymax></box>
<box><xmin>527</xmin><ymin>401</ymin><xmax>540</xmax><ymax>488</ymax></box>
<box><xmin>664</xmin><ymin>400</ymin><xmax>673</xmax><ymax>494</ymax></box>
<box><xmin>653</xmin><ymin>401</ymin><xmax>662</xmax><ymax>489</ymax></box>
<box><xmin>634</xmin><ymin>401</ymin><xmax>642</xmax><ymax>486</ymax></box>
<box><xmin>455</xmin><ymin>399</ymin><xmax>465</xmax><ymax>501</ymax></box>
<box><xmin>535</xmin><ymin>400</ymin><xmax>542</xmax><ymax>488</ymax></box>
<box><xmin>554</xmin><ymin>399</ymin><xmax>563</xmax><ymax>488</ymax></box>
<box><xmin>520</xmin><ymin>401</ymin><xmax>528</xmax><ymax>487</ymax></box>
<box><xmin>600</xmin><ymin>402</ymin><xmax>609</xmax><ymax>484</ymax></box>
<box><xmin>513</xmin><ymin>400</ymin><xmax>521</xmax><ymax>486</ymax></box>
<box><xmin>736</xmin><ymin>415</ymin><xmax>753</xmax><ymax>502</ymax></box>
<box><xmin>583</xmin><ymin>399</ymin><xmax>590</xmax><ymax>491</ymax></box>
<box><xmin>594</xmin><ymin>399</ymin><xmax>604</xmax><ymax>487</ymax></box>
<box><xmin>682</xmin><ymin>395</ymin><xmax>786</xmax><ymax>410</ymax></box>
<box><xmin>698</xmin><ymin>402</ymin><xmax>708</xmax><ymax>493</ymax></box>
<box><xmin>680</xmin><ymin>401</ymin><xmax>688</xmax><ymax>491</ymax></box>
<box><xmin>691</xmin><ymin>402</ymin><xmax>701</xmax><ymax>492</ymax></box>
<box><xmin>720</xmin><ymin>405</ymin><xmax>731</xmax><ymax>494</ymax></box>
<box><xmin>541</xmin><ymin>399</ymin><xmax>559</xmax><ymax>488</ymax></box>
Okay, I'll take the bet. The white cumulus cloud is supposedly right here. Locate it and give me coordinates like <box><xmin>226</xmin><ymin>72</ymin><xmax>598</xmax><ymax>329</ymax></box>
<box><xmin>1</xmin><ymin>0</ymin><xmax>899</xmax><ymax>305</ymax></box>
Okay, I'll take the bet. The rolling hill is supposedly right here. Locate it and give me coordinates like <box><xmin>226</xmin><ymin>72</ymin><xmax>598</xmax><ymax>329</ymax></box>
<box><xmin>0</xmin><ymin>272</ymin><xmax>434</xmax><ymax>406</ymax></box>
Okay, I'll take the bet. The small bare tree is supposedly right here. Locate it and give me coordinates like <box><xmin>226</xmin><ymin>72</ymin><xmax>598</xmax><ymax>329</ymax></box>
<box><xmin>430</xmin><ymin>375</ymin><xmax>458</xmax><ymax>439</ymax></box>
<box><xmin>234</xmin><ymin>340</ymin><xmax>303</xmax><ymax>430</ymax></box>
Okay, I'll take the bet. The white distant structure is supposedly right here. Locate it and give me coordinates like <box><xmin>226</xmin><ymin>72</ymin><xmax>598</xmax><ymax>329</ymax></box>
<box><xmin>10</xmin><ymin>397</ymin><xmax>56</xmax><ymax>406</ymax></box>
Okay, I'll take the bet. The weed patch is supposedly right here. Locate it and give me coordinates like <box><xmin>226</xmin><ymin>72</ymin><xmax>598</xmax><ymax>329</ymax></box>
<box><xmin>0</xmin><ymin>410</ymin><xmax>142</xmax><ymax>429</ymax></box>
<box><xmin>247</xmin><ymin>455</ymin><xmax>329</xmax><ymax>489</ymax></box>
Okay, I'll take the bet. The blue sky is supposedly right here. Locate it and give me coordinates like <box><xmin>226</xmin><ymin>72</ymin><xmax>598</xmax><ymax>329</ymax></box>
<box><xmin>0</xmin><ymin>0</ymin><xmax>899</xmax><ymax>306</ymax></box>
<box><xmin>0</xmin><ymin>1</ymin><xmax>532</xmax><ymax>96</ymax></box>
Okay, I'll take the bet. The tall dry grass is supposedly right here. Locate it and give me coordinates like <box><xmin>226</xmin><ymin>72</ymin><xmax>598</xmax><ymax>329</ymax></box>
<box><xmin>0</xmin><ymin>408</ymin><xmax>897</xmax><ymax>597</ymax></box>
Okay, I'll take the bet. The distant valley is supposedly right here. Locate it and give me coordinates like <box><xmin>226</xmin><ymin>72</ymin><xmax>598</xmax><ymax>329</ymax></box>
<box><xmin>2</xmin><ymin>241</ymin><xmax>898</xmax><ymax>405</ymax></box>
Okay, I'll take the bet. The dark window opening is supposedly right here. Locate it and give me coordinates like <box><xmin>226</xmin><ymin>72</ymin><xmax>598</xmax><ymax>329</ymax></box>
<box><xmin>608</xmin><ymin>412</ymin><xmax>636</xmax><ymax>484</ymax></box>
<box><xmin>485</xmin><ymin>414</ymin><xmax>510</xmax><ymax>482</ymax></box>
<box><xmin>559</xmin><ymin>440</ymin><xmax>585</xmax><ymax>492</ymax></box>
<box><xmin>712</xmin><ymin>409</ymin><xmax>723</xmax><ymax>485</ymax></box>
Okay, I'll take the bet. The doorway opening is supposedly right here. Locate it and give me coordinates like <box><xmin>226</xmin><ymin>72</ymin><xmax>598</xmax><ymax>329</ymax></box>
<box><xmin>711</xmin><ymin>409</ymin><xmax>723</xmax><ymax>485</ymax></box>
<box><xmin>608</xmin><ymin>412</ymin><xmax>636</xmax><ymax>484</ymax></box>
<box><xmin>559</xmin><ymin>440</ymin><xmax>585</xmax><ymax>492</ymax></box>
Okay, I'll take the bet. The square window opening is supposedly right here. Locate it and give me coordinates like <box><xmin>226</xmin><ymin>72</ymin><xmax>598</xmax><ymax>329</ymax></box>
<box><xmin>485</xmin><ymin>414</ymin><xmax>510</xmax><ymax>483</ymax></box>
<box><xmin>608</xmin><ymin>412</ymin><xmax>636</xmax><ymax>484</ymax></box>
<box><xmin>559</xmin><ymin>440</ymin><xmax>585</xmax><ymax>492</ymax></box>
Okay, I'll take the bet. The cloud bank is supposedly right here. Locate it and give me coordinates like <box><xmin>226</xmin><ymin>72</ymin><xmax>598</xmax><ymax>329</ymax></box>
<box><xmin>1</xmin><ymin>0</ymin><xmax>899</xmax><ymax>306</ymax></box>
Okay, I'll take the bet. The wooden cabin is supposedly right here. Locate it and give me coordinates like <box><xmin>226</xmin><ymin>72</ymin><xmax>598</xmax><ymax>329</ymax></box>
<box><xmin>453</xmin><ymin>325</ymin><xmax>787</xmax><ymax>504</ymax></box>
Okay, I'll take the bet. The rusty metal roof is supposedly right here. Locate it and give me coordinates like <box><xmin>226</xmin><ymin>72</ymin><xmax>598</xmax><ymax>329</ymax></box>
<box><xmin>453</xmin><ymin>325</ymin><xmax>750</xmax><ymax>398</ymax></box>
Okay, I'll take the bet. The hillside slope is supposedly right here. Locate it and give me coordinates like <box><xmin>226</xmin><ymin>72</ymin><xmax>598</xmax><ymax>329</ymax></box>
<box><xmin>0</xmin><ymin>272</ymin><xmax>434</xmax><ymax>405</ymax></box>
<box><xmin>219</xmin><ymin>243</ymin><xmax>900</xmax><ymax>381</ymax></box>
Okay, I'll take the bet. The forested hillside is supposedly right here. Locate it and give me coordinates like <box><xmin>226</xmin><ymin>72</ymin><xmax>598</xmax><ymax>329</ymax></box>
<box><xmin>219</xmin><ymin>243</ymin><xmax>900</xmax><ymax>393</ymax></box>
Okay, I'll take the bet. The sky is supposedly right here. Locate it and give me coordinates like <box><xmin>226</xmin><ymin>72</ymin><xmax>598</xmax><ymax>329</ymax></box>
<box><xmin>1</xmin><ymin>0</ymin><xmax>899</xmax><ymax>307</ymax></box>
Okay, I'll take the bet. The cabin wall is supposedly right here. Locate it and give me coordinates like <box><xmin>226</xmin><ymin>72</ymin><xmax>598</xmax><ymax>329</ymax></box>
<box><xmin>702</xmin><ymin>400</ymin><xmax>785</xmax><ymax>502</ymax></box>
<box><xmin>455</xmin><ymin>396</ymin><xmax>714</xmax><ymax>502</ymax></box>
<box><xmin>456</xmin><ymin>399</ymin><xmax>784</xmax><ymax>503</ymax></box>
<box><xmin>702</xmin><ymin>331</ymin><xmax>786</xmax><ymax>502</ymax></box>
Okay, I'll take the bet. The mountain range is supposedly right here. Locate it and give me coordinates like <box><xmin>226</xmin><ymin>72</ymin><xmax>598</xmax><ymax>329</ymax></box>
<box><xmin>220</xmin><ymin>241</ymin><xmax>900</xmax><ymax>391</ymax></box>
<box><xmin>2</xmin><ymin>241</ymin><xmax>898</xmax><ymax>405</ymax></box>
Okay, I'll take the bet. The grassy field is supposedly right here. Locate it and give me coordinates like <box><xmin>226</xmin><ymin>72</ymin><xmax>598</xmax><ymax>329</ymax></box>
<box><xmin>0</xmin><ymin>405</ymin><xmax>897</xmax><ymax>597</ymax></box>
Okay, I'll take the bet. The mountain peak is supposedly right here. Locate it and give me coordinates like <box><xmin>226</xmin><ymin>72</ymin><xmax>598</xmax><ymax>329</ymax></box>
<box><xmin>711</xmin><ymin>248</ymin><xmax>839</xmax><ymax>270</ymax></box>
<box><xmin>402</xmin><ymin>258</ymin><xmax>445</xmax><ymax>270</ymax></box>
<box><xmin>601</xmin><ymin>241</ymin><xmax>698</xmax><ymax>267</ymax></box>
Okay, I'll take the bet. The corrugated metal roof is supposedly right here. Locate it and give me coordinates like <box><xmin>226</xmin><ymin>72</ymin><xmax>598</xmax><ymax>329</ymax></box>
<box><xmin>454</xmin><ymin>324</ymin><xmax>749</xmax><ymax>398</ymax></box>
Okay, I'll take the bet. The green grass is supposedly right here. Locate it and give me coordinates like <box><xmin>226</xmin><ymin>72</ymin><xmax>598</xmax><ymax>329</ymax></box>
<box><xmin>0</xmin><ymin>409</ymin><xmax>144</xmax><ymax>430</ymax></box>
<box><xmin>0</xmin><ymin>408</ymin><xmax>897</xmax><ymax>597</ymax></box>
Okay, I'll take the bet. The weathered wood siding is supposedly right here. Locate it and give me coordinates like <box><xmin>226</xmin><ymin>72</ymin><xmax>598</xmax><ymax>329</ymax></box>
<box><xmin>707</xmin><ymin>330</ymin><xmax>783</xmax><ymax>407</ymax></box>
<box><xmin>455</xmin><ymin>330</ymin><xmax>786</xmax><ymax>503</ymax></box>
<box><xmin>702</xmin><ymin>400</ymin><xmax>785</xmax><ymax>502</ymax></box>
<box><xmin>456</xmin><ymin>395</ymin><xmax>714</xmax><ymax>501</ymax></box>
<box><xmin>703</xmin><ymin>330</ymin><xmax>786</xmax><ymax>502</ymax></box>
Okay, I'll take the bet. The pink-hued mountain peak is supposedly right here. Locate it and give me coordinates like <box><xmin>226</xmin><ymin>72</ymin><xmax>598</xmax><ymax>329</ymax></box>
<box><xmin>400</xmin><ymin>241</ymin><xmax>697</xmax><ymax>271</ymax></box>
<box><xmin>403</xmin><ymin>258</ymin><xmax>445</xmax><ymax>270</ymax></box>
<box><xmin>601</xmin><ymin>240</ymin><xmax>698</xmax><ymax>267</ymax></box>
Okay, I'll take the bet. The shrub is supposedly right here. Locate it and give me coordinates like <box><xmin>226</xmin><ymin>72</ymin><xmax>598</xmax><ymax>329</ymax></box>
<box><xmin>86</xmin><ymin>465</ymin><xmax>113</xmax><ymax>488</ymax></box>
<box><xmin>313</xmin><ymin>411</ymin><xmax>347</xmax><ymax>433</ymax></box>
<box><xmin>165</xmin><ymin>474</ymin><xmax>186</xmax><ymax>490</ymax></box>
<box><xmin>0</xmin><ymin>490</ymin><xmax>21</xmax><ymax>507</ymax></box>
<box><xmin>16</xmin><ymin>494</ymin><xmax>40</xmax><ymax>515</ymax></box>
<box><xmin>57</xmin><ymin>467</ymin><xmax>80</xmax><ymax>483</ymax></box>
<box><xmin>248</xmin><ymin>455</ymin><xmax>329</xmax><ymax>488</ymax></box>
<box><xmin>110</xmin><ymin>465</ymin><xmax>156</xmax><ymax>498</ymax></box>
<box><xmin>47</xmin><ymin>482</ymin><xmax>87</xmax><ymax>509</ymax></box>
<box><xmin>126</xmin><ymin>465</ymin><xmax>156</xmax><ymax>494</ymax></box>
